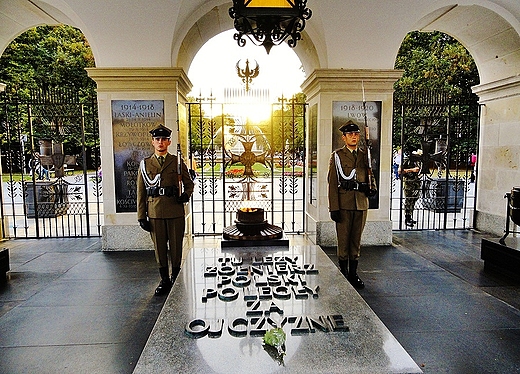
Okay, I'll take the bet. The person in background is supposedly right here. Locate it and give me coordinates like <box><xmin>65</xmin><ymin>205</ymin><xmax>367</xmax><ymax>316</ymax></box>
<box><xmin>137</xmin><ymin>124</ymin><xmax>194</xmax><ymax>296</ymax></box>
<box><xmin>470</xmin><ymin>153</ymin><xmax>477</xmax><ymax>183</ymax></box>
<box><xmin>400</xmin><ymin>149</ymin><xmax>422</xmax><ymax>227</ymax></box>
<box><xmin>31</xmin><ymin>152</ymin><xmax>50</xmax><ymax>180</ymax></box>
<box><xmin>393</xmin><ymin>148</ymin><xmax>402</xmax><ymax>180</ymax></box>
<box><xmin>328</xmin><ymin>121</ymin><xmax>377</xmax><ymax>290</ymax></box>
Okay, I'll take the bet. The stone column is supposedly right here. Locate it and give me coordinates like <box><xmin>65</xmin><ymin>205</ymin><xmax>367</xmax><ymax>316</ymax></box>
<box><xmin>473</xmin><ymin>76</ymin><xmax>520</xmax><ymax>236</ymax></box>
<box><xmin>0</xmin><ymin>82</ymin><xmax>5</xmax><ymax>240</ymax></box>
<box><xmin>301</xmin><ymin>69</ymin><xmax>402</xmax><ymax>247</ymax></box>
<box><xmin>86</xmin><ymin>68</ymin><xmax>192</xmax><ymax>250</ymax></box>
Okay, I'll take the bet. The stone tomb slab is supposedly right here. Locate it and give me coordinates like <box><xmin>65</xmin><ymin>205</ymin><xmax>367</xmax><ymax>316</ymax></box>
<box><xmin>134</xmin><ymin>245</ymin><xmax>422</xmax><ymax>374</ymax></box>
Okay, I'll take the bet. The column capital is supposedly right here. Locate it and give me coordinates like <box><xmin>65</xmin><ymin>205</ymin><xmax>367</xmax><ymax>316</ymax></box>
<box><xmin>301</xmin><ymin>69</ymin><xmax>403</xmax><ymax>98</ymax></box>
<box><xmin>472</xmin><ymin>75</ymin><xmax>520</xmax><ymax>103</ymax></box>
<box><xmin>86</xmin><ymin>67</ymin><xmax>192</xmax><ymax>97</ymax></box>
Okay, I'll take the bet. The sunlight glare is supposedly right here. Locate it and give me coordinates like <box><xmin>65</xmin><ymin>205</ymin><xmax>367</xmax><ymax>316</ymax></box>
<box><xmin>188</xmin><ymin>30</ymin><xmax>305</xmax><ymax>107</ymax></box>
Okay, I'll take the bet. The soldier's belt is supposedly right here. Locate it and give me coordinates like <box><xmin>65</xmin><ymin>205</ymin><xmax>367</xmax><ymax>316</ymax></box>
<box><xmin>340</xmin><ymin>181</ymin><xmax>368</xmax><ymax>191</ymax></box>
<box><xmin>146</xmin><ymin>186</ymin><xmax>178</xmax><ymax>197</ymax></box>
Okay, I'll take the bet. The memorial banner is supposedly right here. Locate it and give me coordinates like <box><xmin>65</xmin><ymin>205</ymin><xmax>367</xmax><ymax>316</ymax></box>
<box><xmin>111</xmin><ymin>100</ymin><xmax>164</xmax><ymax>212</ymax></box>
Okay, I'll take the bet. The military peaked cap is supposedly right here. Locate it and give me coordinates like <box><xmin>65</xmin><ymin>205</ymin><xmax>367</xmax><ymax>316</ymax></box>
<box><xmin>339</xmin><ymin>120</ymin><xmax>360</xmax><ymax>134</ymax></box>
<box><xmin>150</xmin><ymin>124</ymin><xmax>172</xmax><ymax>138</ymax></box>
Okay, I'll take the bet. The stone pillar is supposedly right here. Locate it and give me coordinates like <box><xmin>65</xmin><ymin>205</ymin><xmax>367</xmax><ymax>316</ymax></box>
<box><xmin>301</xmin><ymin>69</ymin><xmax>402</xmax><ymax>247</ymax></box>
<box><xmin>86</xmin><ymin>68</ymin><xmax>192</xmax><ymax>250</ymax></box>
<box><xmin>0</xmin><ymin>155</ymin><xmax>5</xmax><ymax>240</ymax></box>
<box><xmin>0</xmin><ymin>82</ymin><xmax>5</xmax><ymax>240</ymax></box>
<box><xmin>473</xmin><ymin>76</ymin><xmax>520</xmax><ymax>236</ymax></box>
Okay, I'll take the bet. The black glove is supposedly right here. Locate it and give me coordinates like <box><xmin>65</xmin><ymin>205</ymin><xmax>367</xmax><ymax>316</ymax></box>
<box><xmin>330</xmin><ymin>210</ymin><xmax>341</xmax><ymax>223</ymax></box>
<box><xmin>138</xmin><ymin>219</ymin><xmax>151</xmax><ymax>232</ymax></box>
<box><xmin>367</xmin><ymin>189</ymin><xmax>377</xmax><ymax>197</ymax></box>
<box><xmin>358</xmin><ymin>183</ymin><xmax>370</xmax><ymax>194</ymax></box>
<box><xmin>177</xmin><ymin>192</ymin><xmax>189</xmax><ymax>203</ymax></box>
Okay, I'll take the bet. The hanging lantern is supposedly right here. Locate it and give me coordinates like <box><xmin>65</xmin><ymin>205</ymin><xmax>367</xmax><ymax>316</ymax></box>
<box><xmin>229</xmin><ymin>0</ymin><xmax>312</xmax><ymax>54</ymax></box>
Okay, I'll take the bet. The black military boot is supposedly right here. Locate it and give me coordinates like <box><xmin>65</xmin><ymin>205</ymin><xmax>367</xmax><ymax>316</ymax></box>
<box><xmin>339</xmin><ymin>260</ymin><xmax>348</xmax><ymax>278</ymax></box>
<box><xmin>155</xmin><ymin>267</ymin><xmax>172</xmax><ymax>296</ymax></box>
<box><xmin>405</xmin><ymin>214</ymin><xmax>416</xmax><ymax>227</ymax></box>
<box><xmin>171</xmin><ymin>267</ymin><xmax>181</xmax><ymax>284</ymax></box>
<box><xmin>347</xmin><ymin>260</ymin><xmax>365</xmax><ymax>289</ymax></box>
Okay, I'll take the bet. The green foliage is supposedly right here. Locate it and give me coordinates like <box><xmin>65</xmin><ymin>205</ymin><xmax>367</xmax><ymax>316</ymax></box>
<box><xmin>0</xmin><ymin>25</ymin><xmax>98</xmax><ymax>169</ymax></box>
<box><xmin>186</xmin><ymin>99</ymin><xmax>226</xmax><ymax>153</ymax></box>
<box><xmin>263</xmin><ymin>327</ymin><xmax>286</xmax><ymax>349</ymax></box>
<box><xmin>258</xmin><ymin>93</ymin><xmax>306</xmax><ymax>153</ymax></box>
<box><xmin>393</xmin><ymin>31</ymin><xmax>480</xmax><ymax>170</ymax></box>
<box><xmin>394</xmin><ymin>31</ymin><xmax>479</xmax><ymax>102</ymax></box>
<box><xmin>0</xmin><ymin>25</ymin><xmax>96</xmax><ymax>99</ymax></box>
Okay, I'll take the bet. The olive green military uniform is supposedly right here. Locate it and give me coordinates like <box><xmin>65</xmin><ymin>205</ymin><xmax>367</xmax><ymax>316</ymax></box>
<box><xmin>137</xmin><ymin>153</ymin><xmax>194</xmax><ymax>270</ymax></box>
<box><xmin>328</xmin><ymin>146</ymin><xmax>376</xmax><ymax>261</ymax></box>
<box><xmin>401</xmin><ymin>156</ymin><xmax>421</xmax><ymax>223</ymax></box>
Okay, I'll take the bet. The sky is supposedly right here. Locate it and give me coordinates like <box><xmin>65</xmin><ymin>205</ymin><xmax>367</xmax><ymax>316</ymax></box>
<box><xmin>188</xmin><ymin>30</ymin><xmax>306</xmax><ymax>104</ymax></box>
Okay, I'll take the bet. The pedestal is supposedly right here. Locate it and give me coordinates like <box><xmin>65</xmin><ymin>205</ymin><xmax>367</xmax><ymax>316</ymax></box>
<box><xmin>221</xmin><ymin>235</ymin><xmax>289</xmax><ymax>248</ymax></box>
<box><xmin>0</xmin><ymin>248</ymin><xmax>9</xmax><ymax>283</ymax></box>
<box><xmin>24</xmin><ymin>181</ymin><xmax>69</xmax><ymax>218</ymax></box>
<box><xmin>481</xmin><ymin>237</ymin><xmax>520</xmax><ymax>280</ymax></box>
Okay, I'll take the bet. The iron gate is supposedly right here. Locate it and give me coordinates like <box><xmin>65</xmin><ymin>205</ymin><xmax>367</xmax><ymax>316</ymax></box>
<box><xmin>391</xmin><ymin>90</ymin><xmax>479</xmax><ymax>230</ymax></box>
<box><xmin>188</xmin><ymin>97</ymin><xmax>306</xmax><ymax>235</ymax></box>
<box><xmin>0</xmin><ymin>88</ymin><xmax>102</xmax><ymax>238</ymax></box>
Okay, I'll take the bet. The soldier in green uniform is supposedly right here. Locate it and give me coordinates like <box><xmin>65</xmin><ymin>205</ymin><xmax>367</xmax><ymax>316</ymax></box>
<box><xmin>400</xmin><ymin>149</ymin><xmax>422</xmax><ymax>227</ymax></box>
<box><xmin>137</xmin><ymin>124</ymin><xmax>194</xmax><ymax>296</ymax></box>
<box><xmin>328</xmin><ymin>121</ymin><xmax>377</xmax><ymax>289</ymax></box>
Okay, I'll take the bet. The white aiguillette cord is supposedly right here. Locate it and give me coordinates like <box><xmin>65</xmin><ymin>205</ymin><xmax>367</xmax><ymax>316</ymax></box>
<box><xmin>334</xmin><ymin>151</ymin><xmax>357</xmax><ymax>186</ymax></box>
<box><xmin>140</xmin><ymin>159</ymin><xmax>161</xmax><ymax>188</ymax></box>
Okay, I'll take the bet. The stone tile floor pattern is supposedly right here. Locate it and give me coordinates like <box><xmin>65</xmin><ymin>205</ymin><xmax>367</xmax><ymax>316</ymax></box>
<box><xmin>1</xmin><ymin>230</ymin><xmax>520</xmax><ymax>373</ymax></box>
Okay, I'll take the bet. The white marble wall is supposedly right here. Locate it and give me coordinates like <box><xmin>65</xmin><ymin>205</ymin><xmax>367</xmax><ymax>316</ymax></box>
<box><xmin>473</xmin><ymin>76</ymin><xmax>520</xmax><ymax>236</ymax></box>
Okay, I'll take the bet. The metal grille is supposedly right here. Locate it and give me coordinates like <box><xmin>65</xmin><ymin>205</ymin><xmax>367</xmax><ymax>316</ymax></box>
<box><xmin>391</xmin><ymin>90</ymin><xmax>479</xmax><ymax>230</ymax></box>
<box><xmin>0</xmin><ymin>88</ymin><xmax>102</xmax><ymax>238</ymax></box>
<box><xmin>188</xmin><ymin>97</ymin><xmax>306</xmax><ymax>235</ymax></box>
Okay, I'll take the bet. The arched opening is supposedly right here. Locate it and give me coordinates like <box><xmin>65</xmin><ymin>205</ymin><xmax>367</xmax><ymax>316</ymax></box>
<box><xmin>390</xmin><ymin>29</ymin><xmax>480</xmax><ymax>231</ymax></box>
<box><xmin>391</xmin><ymin>24</ymin><xmax>480</xmax><ymax>230</ymax></box>
<box><xmin>184</xmin><ymin>29</ymin><xmax>308</xmax><ymax>236</ymax></box>
<box><xmin>413</xmin><ymin>4</ymin><xmax>520</xmax><ymax>85</ymax></box>
<box><xmin>188</xmin><ymin>30</ymin><xmax>305</xmax><ymax>100</ymax></box>
<box><xmin>393</xmin><ymin>4</ymin><xmax>520</xmax><ymax>234</ymax></box>
<box><xmin>174</xmin><ymin>3</ymin><xmax>320</xmax><ymax>75</ymax></box>
<box><xmin>0</xmin><ymin>25</ymin><xmax>102</xmax><ymax>238</ymax></box>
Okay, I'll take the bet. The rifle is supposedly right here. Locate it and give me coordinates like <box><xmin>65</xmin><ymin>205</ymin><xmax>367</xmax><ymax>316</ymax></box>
<box><xmin>177</xmin><ymin>144</ymin><xmax>183</xmax><ymax>197</ymax></box>
<box><xmin>361</xmin><ymin>81</ymin><xmax>374</xmax><ymax>189</ymax></box>
<box><xmin>176</xmin><ymin>82</ymin><xmax>183</xmax><ymax>197</ymax></box>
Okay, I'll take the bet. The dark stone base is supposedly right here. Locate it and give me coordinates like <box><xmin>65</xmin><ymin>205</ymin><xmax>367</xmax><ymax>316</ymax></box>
<box><xmin>0</xmin><ymin>248</ymin><xmax>9</xmax><ymax>283</ymax></box>
<box><xmin>221</xmin><ymin>236</ymin><xmax>289</xmax><ymax>248</ymax></box>
<box><xmin>222</xmin><ymin>223</ymin><xmax>283</xmax><ymax>241</ymax></box>
<box><xmin>481</xmin><ymin>237</ymin><xmax>520</xmax><ymax>280</ymax></box>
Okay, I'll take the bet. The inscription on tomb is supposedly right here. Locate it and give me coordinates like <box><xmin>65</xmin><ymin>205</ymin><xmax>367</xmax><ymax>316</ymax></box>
<box><xmin>185</xmin><ymin>254</ymin><xmax>349</xmax><ymax>339</ymax></box>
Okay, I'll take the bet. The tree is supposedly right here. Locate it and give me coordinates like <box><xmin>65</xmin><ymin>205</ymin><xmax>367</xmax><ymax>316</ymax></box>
<box><xmin>393</xmin><ymin>31</ymin><xmax>480</xmax><ymax>174</ymax></box>
<box><xmin>257</xmin><ymin>93</ymin><xmax>306</xmax><ymax>154</ymax></box>
<box><xmin>0</xmin><ymin>25</ymin><xmax>96</xmax><ymax>99</ymax></box>
<box><xmin>0</xmin><ymin>25</ymin><xmax>98</xmax><ymax>171</ymax></box>
<box><xmin>394</xmin><ymin>31</ymin><xmax>479</xmax><ymax>102</ymax></box>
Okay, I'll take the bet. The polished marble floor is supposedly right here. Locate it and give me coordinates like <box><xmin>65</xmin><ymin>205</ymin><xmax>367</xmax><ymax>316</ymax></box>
<box><xmin>1</xmin><ymin>230</ymin><xmax>520</xmax><ymax>373</ymax></box>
